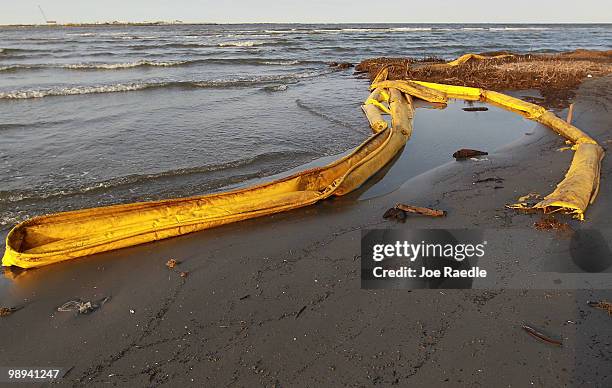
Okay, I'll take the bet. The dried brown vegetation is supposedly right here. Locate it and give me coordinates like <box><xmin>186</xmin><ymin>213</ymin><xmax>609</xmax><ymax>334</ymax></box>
<box><xmin>356</xmin><ymin>50</ymin><xmax>612</xmax><ymax>107</ymax></box>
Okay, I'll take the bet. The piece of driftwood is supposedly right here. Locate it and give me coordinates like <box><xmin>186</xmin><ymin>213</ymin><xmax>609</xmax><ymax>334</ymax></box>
<box><xmin>473</xmin><ymin>176</ymin><xmax>504</xmax><ymax>184</ymax></box>
<box><xmin>522</xmin><ymin>324</ymin><xmax>563</xmax><ymax>346</ymax></box>
<box><xmin>453</xmin><ymin>149</ymin><xmax>488</xmax><ymax>159</ymax></box>
<box><xmin>462</xmin><ymin>107</ymin><xmax>489</xmax><ymax>112</ymax></box>
<box><xmin>396</xmin><ymin>204</ymin><xmax>447</xmax><ymax>217</ymax></box>
<box><xmin>587</xmin><ymin>300</ymin><xmax>612</xmax><ymax>315</ymax></box>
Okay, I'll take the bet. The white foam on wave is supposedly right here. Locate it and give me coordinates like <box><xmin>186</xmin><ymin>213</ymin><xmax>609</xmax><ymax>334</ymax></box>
<box><xmin>490</xmin><ymin>27</ymin><xmax>550</xmax><ymax>31</ymax></box>
<box><xmin>340</xmin><ymin>28</ymin><xmax>375</xmax><ymax>32</ymax></box>
<box><xmin>225</xmin><ymin>33</ymin><xmax>271</xmax><ymax>39</ymax></box>
<box><xmin>0</xmin><ymin>67</ymin><xmax>332</xmax><ymax>100</ymax></box>
<box><xmin>259</xmin><ymin>60</ymin><xmax>300</xmax><ymax>65</ymax></box>
<box><xmin>0</xmin><ymin>83</ymin><xmax>153</xmax><ymax>99</ymax></box>
<box><xmin>265</xmin><ymin>27</ymin><xmax>433</xmax><ymax>34</ymax></box>
<box><xmin>64</xmin><ymin>60</ymin><xmax>187</xmax><ymax>69</ymax></box>
<box><xmin>0</xmin><ymin>64</ymin><xmax>38</xmax><ymax>72</ymax></box>
<box><xmin>218</xmin><ymin>41</ymin><xmax>265</xmax><ymax>47</ymax></box>
<box><xmin>66</xmin><ymin>32</ymin><xmax>97</xmax><ymax>37</ymax></box>
<box><xmin>388</xmin><ymin>27</ymin><xmax>432</xmax><ymax>32</ymax></box>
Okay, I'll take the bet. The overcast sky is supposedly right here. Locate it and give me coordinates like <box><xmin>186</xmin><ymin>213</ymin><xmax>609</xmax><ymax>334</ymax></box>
<box><xmin>3</xmin><ymin>0</ymin><xmax>611</xmax><ymax>24</ymax></box>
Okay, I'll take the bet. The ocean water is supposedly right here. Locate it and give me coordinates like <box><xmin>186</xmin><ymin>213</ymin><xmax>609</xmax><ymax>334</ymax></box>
<box><xmin>0</xmin><ymin>23</ymin><xmax>610</xmax><ymax>232</ymax></box>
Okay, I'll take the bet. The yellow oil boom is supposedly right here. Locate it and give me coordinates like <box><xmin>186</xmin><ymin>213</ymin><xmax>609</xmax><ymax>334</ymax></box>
<box><xmin>2</xmin><ymin>54</ymin><xmax>603</xmax><ymax>268</ymax></box>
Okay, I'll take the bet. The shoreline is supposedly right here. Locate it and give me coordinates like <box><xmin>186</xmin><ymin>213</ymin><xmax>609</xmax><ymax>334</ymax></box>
<box><xmin>1</xmin><ymin>75</ymin><xmax>610</xmax><ymax>385</ymax></box>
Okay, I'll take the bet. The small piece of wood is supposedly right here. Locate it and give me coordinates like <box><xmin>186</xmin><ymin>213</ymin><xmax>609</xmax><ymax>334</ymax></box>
<box><xmin>395</xmin><ymin>204</ymin><xmax>446</xmax><ymax>217</ymax></box>
<box><xmin>453</xmin><ymin>149</ymin><xmax>488</xmax><ymax>159</ymax></box>
<box><xmin>522</xmin><ymin>324</ymin><xmax>563</xmax><ymax>346</ymax></box>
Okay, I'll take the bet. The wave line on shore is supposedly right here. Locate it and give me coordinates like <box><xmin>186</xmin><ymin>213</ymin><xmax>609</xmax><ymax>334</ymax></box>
<box><xmin>0</xmin><ymin>69</ymin><xmax>334</xmax><ymax>99</ymax></box>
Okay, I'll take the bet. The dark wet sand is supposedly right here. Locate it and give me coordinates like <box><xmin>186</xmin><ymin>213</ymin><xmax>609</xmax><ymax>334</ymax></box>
<box><xmin>1</xmin><ymin>76</ymin><xmax>611</xmax><ymax>387</ymax></box>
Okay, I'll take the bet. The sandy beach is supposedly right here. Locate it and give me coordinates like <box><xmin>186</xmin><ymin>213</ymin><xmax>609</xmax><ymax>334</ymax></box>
<box><xmin>0</xmin><ymin>73</ymin><xmax>610</xmax><ymax>386</ymax></box>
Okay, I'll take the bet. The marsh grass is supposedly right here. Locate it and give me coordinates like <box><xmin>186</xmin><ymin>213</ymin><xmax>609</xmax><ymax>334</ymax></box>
<box><xmin>356</xmin><ymin>50</ymin><xmax>612</xmax><ymax>107</ymax></box>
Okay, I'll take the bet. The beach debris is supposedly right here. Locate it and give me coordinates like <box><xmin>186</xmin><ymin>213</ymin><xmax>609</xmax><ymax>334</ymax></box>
<box><xmin>587</xmin><ymin>300</ymin><xmax>612</xmax><ymax>315</ymax></box>
<box><xmin>473</xmin><ymin>176</ymin><xmax>504</xmax><ymax>184</ymax></box>
<box><xmin>506</xmin><ymin>202</ymin><xmax>537</xmax><ymax>213</ymax></box>
<box><xmin>507</xmin><ymin>192</ymin><xmax>542</xmax><ymax>212</ymax></box>
<box><xmin>533</xmin><ymin>216</ymin><xmax>572</xmax><ymax>232</ymax></box>
<box><xmin>397</xmin><ymin>204</ymin><xmax>446</xmax><ymax>217</ymax></box>
<box><xmin>494</xmin><ymin>186</ymin><xmax>504</xmax><ymax>189</ymax></box>
<box><xmin>383</xmin><ymin>207</ymin><xmax>406</xmax><ymax>223</ymax></box>
<box><xmin>462</xmin><ymin>107</ymin><xmax>489</xmax><ymax>112</ymax></box>
<box><xmin>453</xmin><ymin>149</ymin><xmax>488</xmax><ymax>160</ymax></box>
<box><xmin>130</xmin><ymin>309</ymin><xmax>135</xmax><ymax>314</ymax></box>
<box><xmin>165</xmin><ymin>258</ymin><xmax>189</xmax><ymax>278</ymax></box>
<box><xmin>522</xmin><ymin>324</ymin><xmax>563</xmax><ymax>346</ymax></box>
<box><xmin>239</xmin><ymin>294</ymin><xmax>250</xmax><ymax>300</ymax></box>
<box><xmin>518</xmin><ymin>193</ymin><xmax>541</xmax><ymax>203</ymax></box>
<box><xmin>0</xmin><ymin>306</ymin><xmax>21</xmax><ymax>317</ymax></box>
<box><xmin>384</xmin><ymin>204</ymin><xmax>447</xmax><ymax>219</ymax></box>
<box><xmin>57</xmin><ymin>296</ymin><xmax>110</xmax><ymax>315</ymax></box>
<box><xmin>296</xmin><ymin>305</ymin><xmax>308</xmax><ymax>320</ymax></box>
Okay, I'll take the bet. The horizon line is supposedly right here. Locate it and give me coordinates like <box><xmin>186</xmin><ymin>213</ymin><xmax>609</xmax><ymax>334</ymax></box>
<box><xmin>1</xmin><ymin>21</ymin><xmax>611</xmax><ymax>26</ymax></box>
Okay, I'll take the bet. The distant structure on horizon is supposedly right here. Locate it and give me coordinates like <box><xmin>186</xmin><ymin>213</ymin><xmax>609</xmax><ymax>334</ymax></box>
<box><xmin>37</xmin><ymin>5</ymin><xmax>57</xmax><ymax>25</ymax></box>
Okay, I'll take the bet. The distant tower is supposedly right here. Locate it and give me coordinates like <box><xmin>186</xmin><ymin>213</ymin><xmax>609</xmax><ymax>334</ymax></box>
<box><xmin>38</xmin><ymin>5</ymin><xmax>57</xmax><ymax>24</ymax></box>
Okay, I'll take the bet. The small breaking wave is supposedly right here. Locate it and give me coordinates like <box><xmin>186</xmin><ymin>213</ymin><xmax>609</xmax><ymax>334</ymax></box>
<box><xmin>218</xmin><ymin>41</ymin><xmax>266</xmax><ymax>47</ymax></box>
<box><xmin>0</xmin><ymin>60</ymin><xmax>188</xmax><ymax>72</ymax></box>
<box><xmin>0</xmin><ymin>84</ymin><xmax>153</xmax><ymax>99</ymax></box>
<box><xmin>265</xmin><ymin>27</ymin><xmax>433</xmax><ymax>34</ymax></box>
<box><xmin>0</xmin><ymin>58</ymin><xmax>318</xmax><ymax>73</ymax></box>
<box><xmin>0</xmin><ymin>69</ymin><xmax>332</xmax><ymax>100</ymax></box>
<box><xmin>388</xmin><ymin>27</ymin><xmax>432</xmax><ymax>32</ymax></box>
<box><xmin>489</xmin><ymin>27</ymin><xmax>550</xmax><ymax>31</ymax></box>
<box><xmin>66</xmin><ymin>32</ymin><xmax>97</xmax><ymax>37</ymax></box>
<box><xmin>261</xmin><ymin>84</ymin><xmax>288</xmax><ymax>92</ymax></box>
<box><xmin>0</xmin><ymin>64</ymin><xmax>47</xmax><ymax>72</ymax></box>
<box><xmin>64</xmin><ymin>60</ymin><xmax>188</xmax><ymax>69</ymax></box>
<box><xmin>259</xmin><ymin>59</ymin><xmax>300</xmax><ymax>65</ymax></box>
